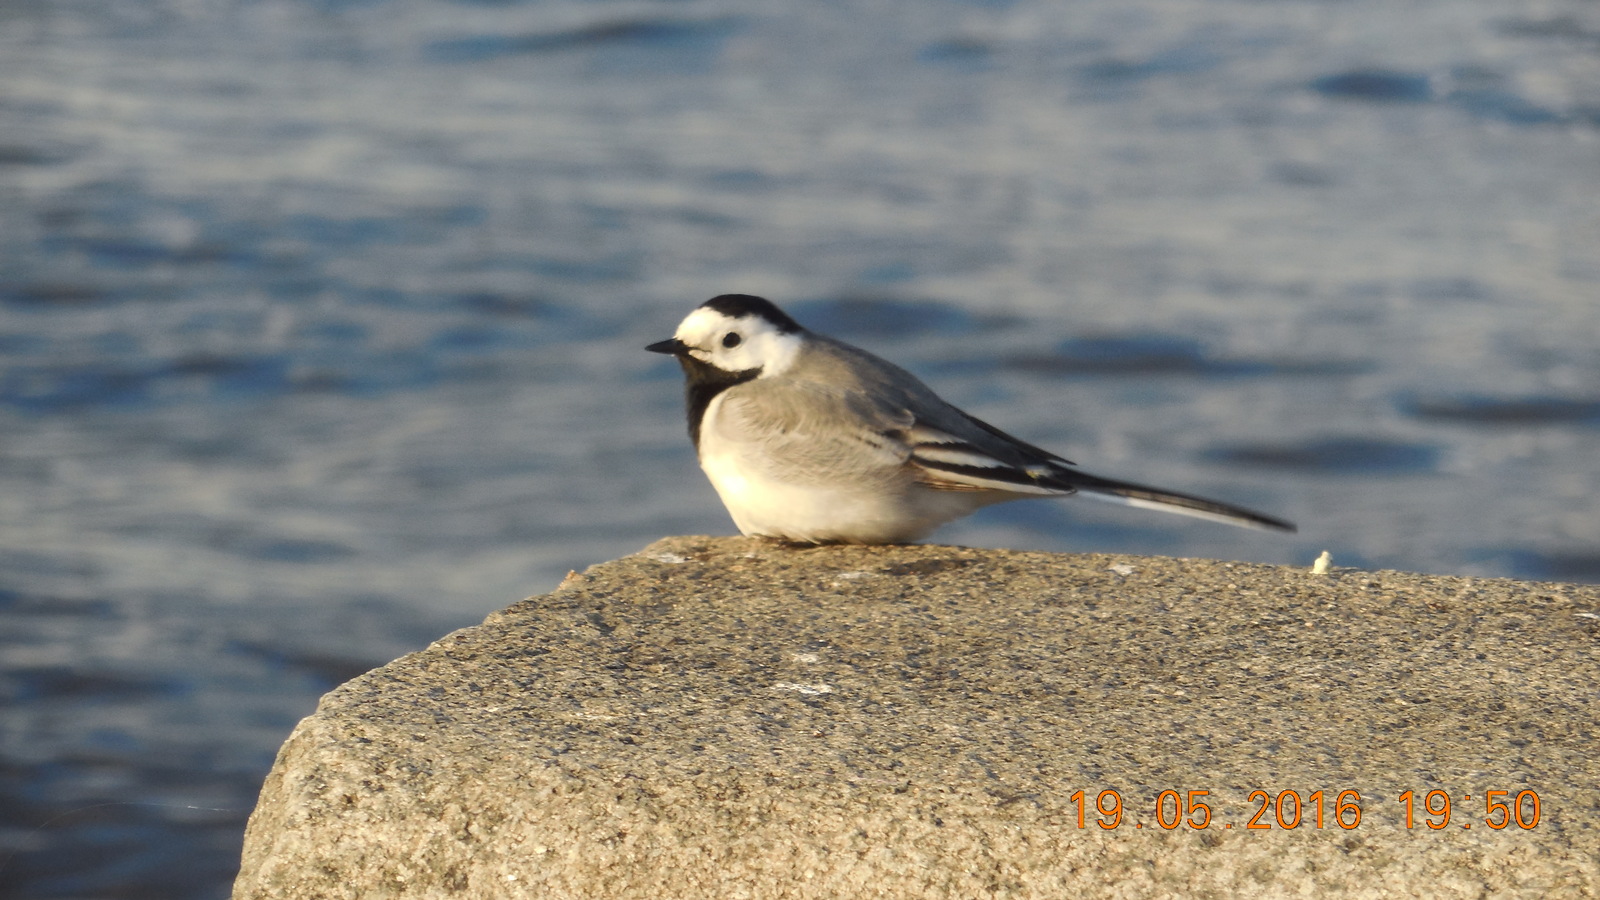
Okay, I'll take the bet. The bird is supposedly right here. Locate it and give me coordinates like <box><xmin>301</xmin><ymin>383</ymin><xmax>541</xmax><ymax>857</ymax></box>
<box><xmin>647</xmin><ymin>294</ymin><xmax>1296</xmax><ymax>544</ymax></box>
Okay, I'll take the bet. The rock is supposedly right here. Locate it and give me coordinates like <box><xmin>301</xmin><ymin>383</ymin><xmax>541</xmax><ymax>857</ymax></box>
<box><xmin>233</xmin><ymin>537</ymin><xmax>1600</xmax><ymax>899</ymax></box>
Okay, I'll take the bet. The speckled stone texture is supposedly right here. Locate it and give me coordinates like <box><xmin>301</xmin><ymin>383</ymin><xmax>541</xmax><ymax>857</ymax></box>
<box><xmin>234</xmin><ymin>536</ymin><xmax>1600</xmax><ymax>899</ymax></box>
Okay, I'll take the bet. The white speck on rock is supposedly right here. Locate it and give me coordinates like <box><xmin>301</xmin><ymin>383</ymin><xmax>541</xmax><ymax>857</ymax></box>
<box><xmin>773</xmin><ymin>682</ymin><xmax>833</xmax><ymax>695</ymax></box>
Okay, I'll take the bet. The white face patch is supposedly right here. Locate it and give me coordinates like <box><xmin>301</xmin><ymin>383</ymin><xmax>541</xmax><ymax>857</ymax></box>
<box><xmin>673</xmin><ymin>307</ymin><xmax>802</xmax><ymax>377</ymax></box>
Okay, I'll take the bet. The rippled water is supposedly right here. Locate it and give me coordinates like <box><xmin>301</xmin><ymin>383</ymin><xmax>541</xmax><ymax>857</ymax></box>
<box><xmin>2</xmin><ymin>0</ymin><xmax>1597</xmax><ymax>896</ymax></box>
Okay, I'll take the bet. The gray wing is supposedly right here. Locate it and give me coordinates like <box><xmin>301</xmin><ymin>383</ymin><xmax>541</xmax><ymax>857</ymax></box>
<box><xmin>724</xmin><ymin>337</ymin><xmax>1296</xmax><ymax>531</ymax></box>
<box><xmin>711</xmin><ymin>338</ymin><xmax>1069</xmax><ymax>496</ymax></box>
<box><xmin>710</xmin><ymin>377</ymin><xmax>916</xmax><ymax>488</ymax></box>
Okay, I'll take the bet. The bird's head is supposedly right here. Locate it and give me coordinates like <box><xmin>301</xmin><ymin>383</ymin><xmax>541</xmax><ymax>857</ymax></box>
<box><xmin>646</xmin><ymin>294</ymin><xmax>805</xmax><ymax>379</ymax></box>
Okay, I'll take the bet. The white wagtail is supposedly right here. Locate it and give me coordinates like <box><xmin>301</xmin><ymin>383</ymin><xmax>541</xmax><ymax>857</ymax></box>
<box><xmin>648</xmin><ymin>294</ymin><xmax>1296</xmax><ymax>543</ymax></box>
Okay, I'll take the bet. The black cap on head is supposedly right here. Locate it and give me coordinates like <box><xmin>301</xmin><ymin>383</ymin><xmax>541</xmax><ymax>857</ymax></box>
<box><xmin>701</xmin><ymin>294</ymin><xmax>803</xmax><ymax>334</ymax></box>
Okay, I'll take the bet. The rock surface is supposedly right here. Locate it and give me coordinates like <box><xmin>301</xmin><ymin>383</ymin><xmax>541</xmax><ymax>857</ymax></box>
<box><xmin>234</xmin><ymin>537</ymin><xmax>1600</xmax><ymax>899</ymax></box>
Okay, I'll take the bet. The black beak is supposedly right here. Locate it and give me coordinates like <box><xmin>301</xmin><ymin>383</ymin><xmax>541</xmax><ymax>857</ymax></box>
<box><xmin>646</xmin><ymin>338</ymin><xmax>688</xmax><ymax>356</ymax></box>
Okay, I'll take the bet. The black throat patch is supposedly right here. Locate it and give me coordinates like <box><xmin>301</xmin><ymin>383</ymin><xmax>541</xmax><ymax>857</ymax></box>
<box><xmin>678</xmin><ymin>354</ymin><xmax>760</xmax><ymax>450</ymax></box>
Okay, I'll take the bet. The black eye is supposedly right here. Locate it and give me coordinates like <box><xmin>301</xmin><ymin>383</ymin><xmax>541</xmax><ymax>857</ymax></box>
<box><xmin>722</xmin><ymin>332</ymin><xmax>742</xmax><ymax>349</ymax></box>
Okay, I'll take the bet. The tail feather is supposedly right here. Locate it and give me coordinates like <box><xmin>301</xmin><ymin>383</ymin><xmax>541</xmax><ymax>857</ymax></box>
<box><xmin>1055</xmin><ymin>470</ymin><xmax>1297</xmax><ymax>533</ymax></box>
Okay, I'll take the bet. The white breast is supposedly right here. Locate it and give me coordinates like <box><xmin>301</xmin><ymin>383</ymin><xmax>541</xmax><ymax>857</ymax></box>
<box><xmin>696</xmin><ymin>392</ymin><xmax>1000</xmax><ymax>543</ymax></box>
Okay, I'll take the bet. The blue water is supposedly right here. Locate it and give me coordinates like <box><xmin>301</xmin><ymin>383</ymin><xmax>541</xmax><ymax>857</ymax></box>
<box><xmin>2</xmin><ymin>0</ymin><xmax>1597</xmax><ymax>896</ymax></box>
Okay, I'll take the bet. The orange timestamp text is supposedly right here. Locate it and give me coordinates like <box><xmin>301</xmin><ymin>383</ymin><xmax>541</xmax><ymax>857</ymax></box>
<box><xmin>1068</xmin><ymin>789</ymin><xmax>1542</xmax><ymax>831</ymax></box>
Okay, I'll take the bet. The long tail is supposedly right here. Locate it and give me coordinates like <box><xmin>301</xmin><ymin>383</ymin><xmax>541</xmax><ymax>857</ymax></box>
<box><xmin>1057</xmin><ymin>470</ymin><xmax>1297</xmax><ymax>533</ymax></box>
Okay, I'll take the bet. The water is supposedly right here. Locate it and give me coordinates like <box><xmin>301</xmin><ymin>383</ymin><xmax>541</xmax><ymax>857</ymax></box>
<box><xmin>1</xmin><ymin>0</ymin><xmax>1597</xmax><ymax>895</ymax></box>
